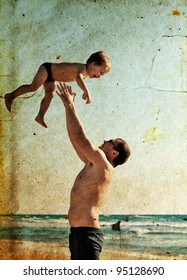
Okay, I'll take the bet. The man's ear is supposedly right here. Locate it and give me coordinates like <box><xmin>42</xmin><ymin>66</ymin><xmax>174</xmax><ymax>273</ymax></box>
<box><xmin>112</xmin><ymin>150</ymin><xmax>119</xmax><ymax>158</ymax></box>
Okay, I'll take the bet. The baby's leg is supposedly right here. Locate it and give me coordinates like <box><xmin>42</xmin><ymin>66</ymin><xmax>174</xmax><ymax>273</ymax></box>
<box><xmin>35</xmin><ymin>81</ymin><xmax>55</xmax><ymax>128</ymax></box>
<box><xmin>5</xmin><ymin>65</ymin><xmax>48</xmax><ymax>112</ymax></box>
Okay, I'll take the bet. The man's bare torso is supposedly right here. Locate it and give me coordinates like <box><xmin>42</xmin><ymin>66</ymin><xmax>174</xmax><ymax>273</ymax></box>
<box><xmin>68</xmin><ymin>160</ymin><xmax>113</xmax><ymax>228</ymax></box>
<box><xmin>51</xmin><ymin>63</ymin><xmax>87</xmax><ymax>82</ymax></box>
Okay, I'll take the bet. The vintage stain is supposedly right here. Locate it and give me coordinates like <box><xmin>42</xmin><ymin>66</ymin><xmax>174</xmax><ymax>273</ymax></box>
<box><xmin>181</xmin><ymin>36</ymin><xmax>187</xmax><ymax>147</ymax></box>
<box><xmin>0</xmin><ymin>57</ymin><xmax>9</xmax><ymax>213</ymax></box>
<box><xmin>156</xmin><ymin>107</ymin><xmax>160</xmax><ymax>115</ymax></box>
<box><xmin>0</xmin><ymin>39</ymin><xmax>19</xmax><ymax>215</ymax></box>
<box><xmin>143</xmin><ymin>127</ymin><xmax>163</xmax><ymax>142</ymax></box>
<box><xmin>172</xmin><ymin>10</ymin><xmax>180</xmax><ymax>16</ymax></box>
<box><xmin>0</xmin><ymin>113</ymin><xmax>7</xmax><ymax>213</ymax></box>
<box><xmin>0</xmin><ymin>126</ymin><xmax>18</xmax><ymax>215</ymax></box>
<box><xmin>0</xmin><ymin>119</ymin><xmax>19</xmax><ymax>214</ymax></box>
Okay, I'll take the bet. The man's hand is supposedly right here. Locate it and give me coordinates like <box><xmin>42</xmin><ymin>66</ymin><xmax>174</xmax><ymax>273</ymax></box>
<box><xmin>56</xmin><ymin>82</ymin><xmax>76</xmax><ymax>106</ymax></box>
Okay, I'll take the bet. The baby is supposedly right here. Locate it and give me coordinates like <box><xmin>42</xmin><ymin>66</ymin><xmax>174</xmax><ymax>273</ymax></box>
<box><xmin>5</xmin><ymin>51</ymin><xmax>111</xmax><ymax>128</ymax></box>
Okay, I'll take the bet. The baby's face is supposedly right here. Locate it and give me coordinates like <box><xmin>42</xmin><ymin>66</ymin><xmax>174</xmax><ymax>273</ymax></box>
<box><xmin>88</xmin><ymin>63</ymin><xmax>110</xmax><ymax>78</ymax></box>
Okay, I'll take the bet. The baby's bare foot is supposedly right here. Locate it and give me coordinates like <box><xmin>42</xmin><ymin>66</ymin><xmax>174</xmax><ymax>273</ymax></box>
<box><xmin>35</xmin><ymin>115</ymin><xmax>48</xmax><ymax>128</ymax></box>
<box><xmin>5</xmin><ymin>93</ymin><xmax>13</xmax><ymax>112</ymax></box>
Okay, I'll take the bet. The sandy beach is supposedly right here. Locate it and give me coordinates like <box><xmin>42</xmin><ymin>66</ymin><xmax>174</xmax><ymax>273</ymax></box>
<box><xmin>0</xmin><ymin>240</ymin><xmax>186</xmax><ymax>260</ymax></box>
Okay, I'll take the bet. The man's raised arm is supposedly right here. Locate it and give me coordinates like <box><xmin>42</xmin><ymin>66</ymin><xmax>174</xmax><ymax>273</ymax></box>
<box><xmin>56</xmin><ymin>83</ymin><xmax>102</xmax><ymax>165</ymax></box>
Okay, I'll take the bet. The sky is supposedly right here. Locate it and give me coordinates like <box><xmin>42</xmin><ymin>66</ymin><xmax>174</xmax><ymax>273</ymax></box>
<box><xmin>0</xmin><ymin>0</ymin><xmax>187</xmax><ymax>214</ymax></box>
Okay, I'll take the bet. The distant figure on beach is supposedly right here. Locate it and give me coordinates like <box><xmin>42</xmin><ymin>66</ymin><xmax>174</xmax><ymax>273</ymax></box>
<box><xmin>4</xmin><ymin>51</ymin><xmax>111</xmax><ymax>128</ymax></box>
<box><xmin>56</xmin><ymin>82</ymin><xmax>131</xmax><ymax>260</ymax></box>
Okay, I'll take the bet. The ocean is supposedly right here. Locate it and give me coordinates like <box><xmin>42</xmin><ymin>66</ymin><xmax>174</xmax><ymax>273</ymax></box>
<box><xmin>0</xmin><ymin>214</ymin><xmax>187</xmax><ymax>258</ymax></box>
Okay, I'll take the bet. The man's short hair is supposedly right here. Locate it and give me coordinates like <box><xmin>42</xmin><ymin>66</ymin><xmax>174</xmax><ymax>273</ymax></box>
<box><xmin>113</xmin><ymin>138</ymin><xmax>131</xmax><ymax>167</ymax></box>
<box><xmin>86</xmin><ymin>51</ymin><xmax>111</xmax><ymax>70</ymax></box>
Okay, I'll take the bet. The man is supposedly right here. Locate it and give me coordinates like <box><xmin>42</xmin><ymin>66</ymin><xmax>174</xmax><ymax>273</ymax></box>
<box><xmin>56</xmin><ymin>82</ymin><xmax>131</xmax><ymax>260</ymax></box>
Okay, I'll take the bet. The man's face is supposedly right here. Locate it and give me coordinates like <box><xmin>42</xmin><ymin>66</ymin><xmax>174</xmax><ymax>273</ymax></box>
<box><xmin>100</xmin><ymin>139</ymin><xmax>118</xmax><ymax>153</ymax></box>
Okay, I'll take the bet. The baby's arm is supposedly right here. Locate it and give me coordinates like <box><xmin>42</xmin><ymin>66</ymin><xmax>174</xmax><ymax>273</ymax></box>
<box><xmin>76</xmin><ymin>73</ymin><xmax>92</xmax><ymax>104</ymax></box>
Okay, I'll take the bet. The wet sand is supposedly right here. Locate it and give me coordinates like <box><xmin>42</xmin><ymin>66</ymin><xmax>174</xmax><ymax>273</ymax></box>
<box><xmin>0</xmin><ymin>240</ymin><xmax>186</xmax><ymax>260</ymax></box>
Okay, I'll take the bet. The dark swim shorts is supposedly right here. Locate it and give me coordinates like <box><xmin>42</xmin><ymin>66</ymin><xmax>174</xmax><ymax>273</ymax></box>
<box><xmin>42</xmin><ymin>62</ymin><xmax>54</xmax><ymax>82</ymax></box>
<box><xmin>69</xmin><ymin>227</ymin><xmax>104</xmax><ymax>260</ymax></box>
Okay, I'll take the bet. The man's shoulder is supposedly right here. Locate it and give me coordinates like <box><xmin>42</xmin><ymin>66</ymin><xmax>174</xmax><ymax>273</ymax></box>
<box><xmin>92</xmin><ymin>148</ymin><xmax>114</xmax><ymax>170</ymax></box>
